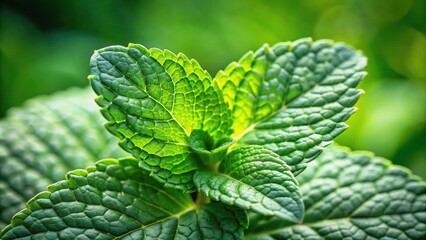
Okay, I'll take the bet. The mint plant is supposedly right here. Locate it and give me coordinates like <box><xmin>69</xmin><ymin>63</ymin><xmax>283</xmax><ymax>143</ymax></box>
<box><xmin>0</xmin><ymin>38</ymin><xmax>425</xmax><ymax>239</ymax></box>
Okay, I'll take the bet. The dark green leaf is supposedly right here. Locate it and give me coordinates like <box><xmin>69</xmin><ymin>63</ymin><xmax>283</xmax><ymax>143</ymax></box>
<box><xmin>0</xmin><ymin>88</ymin><xmax>125</xmax><ymax>229</ymax></box>
<box><xmin>194</xmin><ymin>146</ymin><xmax>303</xmax><ymax>223</ymax></box>
<box><xmin>0</xmin><ymin>158</ymin><xmax>247</xmax><ymax>239</ymax></box>
<box><xmin>246</xmin><ymin>145</ymin><xmax>426</xmax><ymax>240</ymax></box>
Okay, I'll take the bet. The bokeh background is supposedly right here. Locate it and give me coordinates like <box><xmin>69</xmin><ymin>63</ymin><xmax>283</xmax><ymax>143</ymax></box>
<box><xmin>1</xmin><ymin>0</ymin><xmax>425</xmax><ymax>177</ymax></box>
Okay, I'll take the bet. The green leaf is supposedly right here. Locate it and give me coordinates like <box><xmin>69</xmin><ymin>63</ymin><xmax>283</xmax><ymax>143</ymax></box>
<box><xmin>194</xmin><ymin>145</ymin><xmax>303</xmax><ymax>223</ymax></box>
<box><xmin>89</xmin><ymin>44</ymin><xmax>232</xmax><ymax>192</ymax></box>
<box><xmin>189</xmin><ymin>129</ymin><xmax>234</xmax><ymax>166</ymax></box>
<box><xmin>245</xmin><ymin>145</ymin><xmax>426</xmax><ymax>240</ymax></box>
<box><xmin>0</xmin><ymin>158</ymin><xmax>247</xmax><ymax>240</ymax></box>
<box><xmin>215</xmin><ymin>38</ymin><xmax>366</xmax><ymax>175</ymax></box>
<box><xmin>0</xmin><ymin>88</ymin><xmax>126</xmax><ymax>229</ymax></box>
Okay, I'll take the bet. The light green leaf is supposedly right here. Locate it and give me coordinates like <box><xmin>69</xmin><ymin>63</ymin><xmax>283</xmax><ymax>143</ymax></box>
<box><xmin>215</xmin><ymin>38</ymin><xmax>366</xmax><ymax>175</ymax></box>
<box><xmin>194</xmin><ymin>145</ymin><xmax>303</xmax><ymax>223</ymax></box>
<box><xmin>245</xmin><ymin>145</ymin><xmax>426</xmax><ymax>240</ymax></box>
<box><xmin>0</xmin><ymin>88</ymin><xmax>125</xmax><ymax>229</ymax></box>
<box><xmin>89</xmin><ymin>44</ymin><xmax>232</xmax><ymax>192</ymax></box>
<box><xmin>0</xmin><ymin>158</ymin><xmax>247</xmax><ymax>240</ymax></box>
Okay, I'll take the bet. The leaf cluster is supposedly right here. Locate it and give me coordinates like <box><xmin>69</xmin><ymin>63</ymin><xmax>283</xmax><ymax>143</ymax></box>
<box><xmin>0</xmin><ymin>38</ymin><xmax>425</xmax><ymax>239</ymax></box>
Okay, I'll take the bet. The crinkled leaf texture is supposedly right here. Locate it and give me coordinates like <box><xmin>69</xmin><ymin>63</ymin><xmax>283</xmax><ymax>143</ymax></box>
<box><xmin>0</xmin><ymin>88</ymin><xmax>126</xmax><ymax>229</ymax></box>
<box><xmin>89</xmin><ymin>38</ymin><xmax>366</xmax><ymax>194</ymax></box>
<box><xmin>216</xmin><ymin>38</ymin><xmax>366</xmax><ymax>175</ymax></box>
<box><xmin>194</xmin><ymin>146</ymin><xmax>303</xmax><ymax>223</ymax></box>
<box><xmin>89</xmin><ymin>44</ymin><xmax>232</xmax><ymax>192</ymax></box>
<box><xmin>0</xmin><ymin>158</ymin><xmax>247</xmax><ymax>240</ymax></box>
<box><xmin>245</xmin><ymin>145</ymin><xmax>426</xmax><ymax>240</ymax></box>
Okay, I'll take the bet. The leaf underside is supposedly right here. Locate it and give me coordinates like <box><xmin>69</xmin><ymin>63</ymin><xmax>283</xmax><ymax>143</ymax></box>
<box><xmin>194</xmin><ymin>146</ymin><xmax>303</xmax><ymax>223</ymax></box>
<box><xmin>246</xmin><ymin>145</ymin><xmax>426</xmax><ymax>240</ymax></box>
<box><xmin>89</xmin><ymin>44</ymin><xmax>231</xmax><ymax>192</ymax></box>
<box><xmin>0</xmin><ymin>88</ymin><xmax>125</xmax><ymax>229</ymax></box>
<box><xmin>216</xmin><ymin>38</ymin><xmax>366</xmax><ymax>175</ymax></box>
<box><xmin>0</xmin><ymin>158</ymin><xmax>247</xmax><ymax>240</ymax></box>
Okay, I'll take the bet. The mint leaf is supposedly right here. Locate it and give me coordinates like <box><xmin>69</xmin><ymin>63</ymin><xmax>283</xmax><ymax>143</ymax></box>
<box><xmin>246</xmin><ymin>145</ymin><xmax>426</xmax><ymax>240</ymax></box>
<box><xmin>0</xmin><ymin>158</ymin><xmax>247</xmax><ymax>239</ymax></box>
<box><xmin>194</xmin><ymin>145</ymin><xmax>303</xmax><ymax>223</ymax></box>
<box><xmin>89</xmin><ymin>44</ymin><xmax>232</xmax><ymax>191</ymax></box>
<box><xmin>215</xmin><ymin>38</ymin><xmax>366</xmax><ymax>175</ymax></box>
<box><xmin>0</xmin><ymin>88</ymin><xmax>125</xmax><ymax>229</ymax></box>
<box><xmin>89</xmin><ymin>39</ymin><xmax>366</xmax><ymax>191</ymax></box>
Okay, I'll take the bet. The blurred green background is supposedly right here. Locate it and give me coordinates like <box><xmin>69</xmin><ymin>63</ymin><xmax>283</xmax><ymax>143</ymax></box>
<box><xmin>1</xmin><ymin>0</ymin><xmax>425</xmax><ymax>177</ymax></box>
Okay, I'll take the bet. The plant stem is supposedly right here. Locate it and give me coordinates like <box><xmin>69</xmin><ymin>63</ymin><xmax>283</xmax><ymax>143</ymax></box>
<box><xmin>196</xmin><ymin>192</ymin><xmax>211</xmax><ymax>205</ymax></box>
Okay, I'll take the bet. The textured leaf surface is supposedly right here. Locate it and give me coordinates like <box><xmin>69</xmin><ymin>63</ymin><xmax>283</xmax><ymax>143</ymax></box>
<box><xmin>215</xmin><ymin>38</ymin><xmax>366</xmax><ymax>175</ymax></box>
<box><xmin>246</xmin><ymin>145</ymin><xmax>426</xmax><ymax>240</ymax></box>
<box><xmin>194</xmin><ymin>146</ymin><xmax>303</xmax><ymax>223</ymax></box>
<box><xmin>89</xmin><ymin>44</ymin><xmax>231</xmax><ymax>191</ymax></box>
<box><xmin>0</xmin><ymin>88</ymin><xmax>125</xmax><ymax>230</ymax></box>
<box><xmin>0</xmin><ymin>158</ymin><xmax>247</xmax><ymax>240</ymax></box>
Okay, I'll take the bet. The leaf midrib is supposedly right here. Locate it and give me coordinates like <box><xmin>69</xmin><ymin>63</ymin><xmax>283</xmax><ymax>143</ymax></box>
<box><xmin>113</xmin><ymin>205</ymin><xmax>196</xmax><ymax>239</ymax></box>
